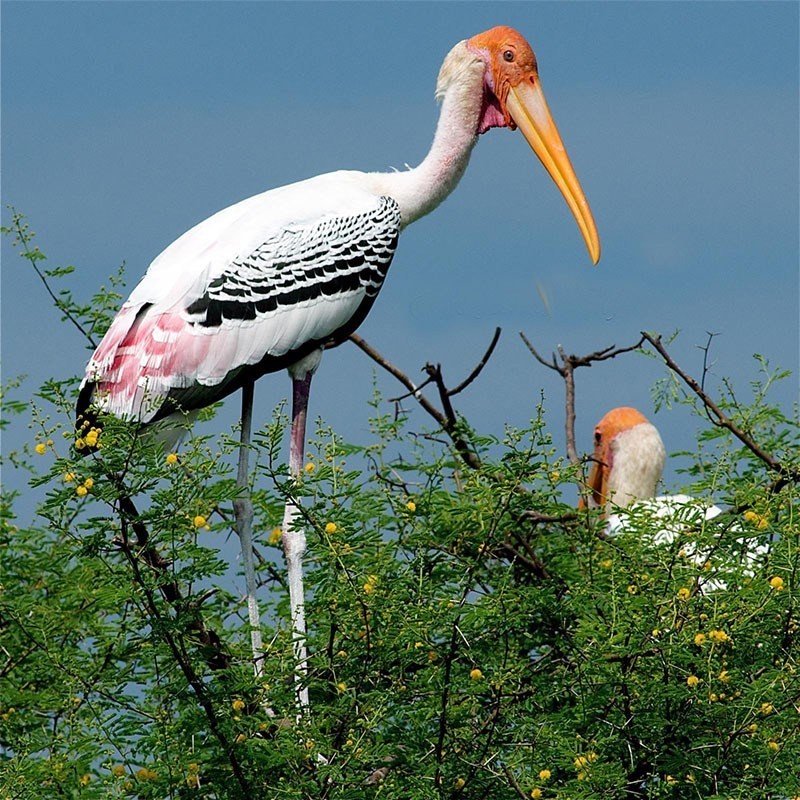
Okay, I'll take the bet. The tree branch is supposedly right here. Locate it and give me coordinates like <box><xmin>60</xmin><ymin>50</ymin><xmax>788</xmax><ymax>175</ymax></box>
<box><xmin>448</xmin><ymin>327</ymin><xmax>501</xmax><ymax>397</ymax></box>
<box><xmin>114</xmin><ymin>488</ymin><xmax>231</xmax><ymax>671</ymax></box>
<box><xmin>118</xmin><ymin>513</ymin><xmax>251</xmax><ymax>796</ymax></box>
<box><xmin>520</xmin><ymin>332</ymin><xmax>647</xmax><ymax>465</ymax></box>
<box><xmin>641</xmin><ymin>331</ymin><xmax>799</xmax><ymax>488</ymax></box>
<box><xmin>349</xmin><ymin>333</ymin><xmax>485</xmax><ymax>471</ymax></box>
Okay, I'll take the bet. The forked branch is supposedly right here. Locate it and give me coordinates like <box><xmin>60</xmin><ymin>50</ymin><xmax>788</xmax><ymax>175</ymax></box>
<box><xmin>520</xmin><ymin>332</ymin><xmax>646</xmax><ymax>464</ymax></box>
<box><xmin>348</xmin><ymin>330</ymin><xmax>502</xmax><ymax>471</ymax></box>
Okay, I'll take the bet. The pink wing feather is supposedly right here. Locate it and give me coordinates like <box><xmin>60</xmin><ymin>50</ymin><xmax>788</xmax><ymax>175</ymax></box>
<box><xmin>79</xmin><ymin>171</ymin><xmax>400</xmax><ymax>425</ymax></box>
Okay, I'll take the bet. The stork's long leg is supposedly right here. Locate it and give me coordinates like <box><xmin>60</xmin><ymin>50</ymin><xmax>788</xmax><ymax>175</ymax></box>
<box><xmin>234</xmin><ymin>381</ymin><xmax>265</xmax><ymax>677</ymax></box>
<box><xmin>283</xmin><ymin>371</ymin><xmax>312</xmax><ymax>713</ymax></box>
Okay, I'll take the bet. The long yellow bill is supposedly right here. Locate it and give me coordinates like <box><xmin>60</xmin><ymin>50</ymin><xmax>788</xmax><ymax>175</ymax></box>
<box><xmin>506</xmin><ymin>80</ymin><xmax>601</xmax><ymax>265</ymax></box>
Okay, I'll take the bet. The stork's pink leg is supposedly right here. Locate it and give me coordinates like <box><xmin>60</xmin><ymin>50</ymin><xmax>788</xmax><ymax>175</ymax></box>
<box><xmin>283</xmin><ymin>371</ymin><xmax>313</xmax><ymax>713</ymax></box>
<box><xmin>233</xmin><ymin>382</ymin><xmax>266</xmax><ymax>678</ymax></box>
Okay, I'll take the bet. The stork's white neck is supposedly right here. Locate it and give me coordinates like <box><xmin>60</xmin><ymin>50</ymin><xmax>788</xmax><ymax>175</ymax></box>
<box><xmin>606</xmin><ymin>422</ymin><xmax>666</xmax><ymax>512</ymax></box>
<box><xmin>367</xmin><ymin>47</ymin><xmax>484</xmax><ymax>228</ymax></box>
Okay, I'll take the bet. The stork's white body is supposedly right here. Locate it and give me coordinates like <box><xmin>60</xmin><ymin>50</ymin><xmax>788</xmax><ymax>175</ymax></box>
<box><xmin>78</xmin><ymin>52</ymin><xmax>487</xmax><ymax>427</ymax></box>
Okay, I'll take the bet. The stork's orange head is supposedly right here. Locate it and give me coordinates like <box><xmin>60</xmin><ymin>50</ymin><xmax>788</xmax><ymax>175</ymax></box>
<box><xmin>466</xmin><ymin>26</ymin><xmax>539</xmax><ymax>130</ymax></box>
<box><xmin>466</xmin><ymin>26</ymin><xmax>600</xmax><ymax>265</ymax></box>
<box><xmin>584</xmin><ymin>407</ymin><xmax>652</xmax><ymax>510</ymax></box>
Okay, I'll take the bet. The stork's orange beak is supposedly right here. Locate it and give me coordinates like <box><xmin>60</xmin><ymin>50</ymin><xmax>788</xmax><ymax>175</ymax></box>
<box><xmin>506</xmin><ymin>80</ymin><xmax>600</xmax><ymax>265</ymax></box>
<box><xmin>581</xmin><ymin>456</ymin><xmax>608</xmax><ymax>510</ymax></box>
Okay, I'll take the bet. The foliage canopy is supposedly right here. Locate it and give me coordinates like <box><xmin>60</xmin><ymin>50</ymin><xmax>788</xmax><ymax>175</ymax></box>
<box><xmin>2</xmin><ymin>217</ymin><xmax>798</xmax><ymax>799</ymax></box>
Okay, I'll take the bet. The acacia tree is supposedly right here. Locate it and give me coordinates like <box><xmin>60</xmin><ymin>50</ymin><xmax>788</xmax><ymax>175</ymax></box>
<box><xmin>2</xmin><ymin>215</ymin><xmax>798</xmax><ymax>799</ymax></box>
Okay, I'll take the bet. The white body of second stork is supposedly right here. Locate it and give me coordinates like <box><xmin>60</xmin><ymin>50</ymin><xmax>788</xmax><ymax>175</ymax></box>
<box><xmin>584</xmin><ymin>407</ymin><xmax>771</xmax><ymax>586</ymax></box>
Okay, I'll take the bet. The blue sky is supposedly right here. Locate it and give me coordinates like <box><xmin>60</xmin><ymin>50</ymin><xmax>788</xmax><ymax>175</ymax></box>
<box><xmin>2</xmin><ymin>1</ymin><xmax>798</xmax><ymax>506</ymax></box>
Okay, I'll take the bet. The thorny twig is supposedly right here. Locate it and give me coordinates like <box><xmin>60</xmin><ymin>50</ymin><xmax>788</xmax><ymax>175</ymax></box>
<box><xmin>520</xmin><ymin>332</ymin><xmax>647</xmax><ymax>465</ymax></box>
<box><xmin>8</xmin><ymin>209</ymin><xmax>98</xmax><ymax>347</ymax></box>
<box><xmin>641</xmin><ymin>331</ymin><xmax>800</xmax><ymax>495</ymax></box>
<box><xmin>349</xmin><ymin>331</ymin><xmax>495</xmax><ymax>471</ymax></box>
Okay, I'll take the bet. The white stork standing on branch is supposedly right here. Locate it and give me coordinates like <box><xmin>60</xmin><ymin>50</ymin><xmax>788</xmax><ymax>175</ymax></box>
<box><xmin>77</xmin><ymin>26</ymin><xmax>601</xmax><ymax>712</ymax></box>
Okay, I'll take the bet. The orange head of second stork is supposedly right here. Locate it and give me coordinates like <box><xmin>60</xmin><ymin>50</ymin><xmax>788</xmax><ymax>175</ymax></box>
<box><xmin>583</xmin><ymin>407</ymin><xmax>667</xmax><ymax>514</ymax></box>
<box><xmin>461</xmin><ymin>26</ymin><xmax>600</xmax><ymax>264</ymax></box>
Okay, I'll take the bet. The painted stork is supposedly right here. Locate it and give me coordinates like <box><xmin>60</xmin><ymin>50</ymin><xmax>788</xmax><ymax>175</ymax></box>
<box><xmin>77</xmin><ymin>26</ymin><xmax>600</xmax><ymax>709</ymax></box>
<box><xmin>583</xmin><ymin>407</ymin><xmax>770</xmax><ymax>586</ymax></box>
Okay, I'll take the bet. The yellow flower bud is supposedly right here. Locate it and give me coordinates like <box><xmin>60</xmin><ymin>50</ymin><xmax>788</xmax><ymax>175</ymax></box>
<box><xmin>35</xmin><ymin>442</ymin><xmax>47</xmax><ymax>455</ymax></box>
<box><xmin>63</xmin><ymin>472</ymin><xmax>76</xmax><ymax>483</ymax></box>
<box><xmin>708</xmin><ymin>629</ymin><xmax>730</xmax><ymax>644</ymax></box>
<box><xmin>268</xmin><ymin>527</ymin><xmax>282</xmax><ymax>546</ymax></box>
<box><xmin>76</xmin><ymin>485</ymin><xmax>88</xmax><ymax>497</ymax></box>
<box><xmin>193</xmin><ymin>515</ymin><xmax>207</xmax><ymax>528</ymax></box>
<box><xmin>166</xmin><ymin>452</ymin><xmax>178</xmax><ymax>465</ymax></box>
<box><xmin>677</xmin><ymin>587</ymin><xmax>691</xmax><ymax>601</ymax></box>
<box><xmin>694</xmin><ymin>633</ymin><xmax>707</xmax><ymax>646</ymax></box>
<box><xmin>406</xmin><ymin>500</ymin><xmax>416</xmax><ymax>512</ymax></box>
<box><xmin>454</xmin><ymin>778</ymin><xmax>465</xmax><ymax>790</ymax></box>
<box><xmin>769</xmin><ymin>576</ymin><xmax>784</xmax><ymax>591</ymax></box>
<box><xmin>744</xmin><ymin>510</ymin><xmax>769</xmax><ymax>530</ymax></box>
<box><xmin>111</xmin><ymin>765</ymin><xmax>126</xmax><ymax>778</ymax></box>
<box><xmin>530</xmin><ymin>790</ymin><xmax>542</xmax><ymax>799</ymax></box>
<box><xmin>687</xmin><ymin>675</ymin><xmax>700</xmax><ymax>688</ymax></box>
<box><xmin>304</xmin><ymin>462</ymin><xmax>315</xmax><ymax>473</ymax></box>
<box><xmin>469</xmin><ymin>668</ymin><xmax>483</xmax><ymax>681</ymax></box>
<box><xmin>232</xmin><ymin>698</ymin><xmax>245</xmax><ymax>713</ymax></box>
<box><xmin>325</xmin><ymin>522</ymin><xmax>338</xmax><ymax>535</ymax></box>
<box><xmin>538</xmin><ymin>769</ymin><xmax>551</xmax><ymax>781</ymax></box>
<box><xmin>83</xmin><ymin>477</ymin><xmax>94</xmax><ymax>489</ymax></box>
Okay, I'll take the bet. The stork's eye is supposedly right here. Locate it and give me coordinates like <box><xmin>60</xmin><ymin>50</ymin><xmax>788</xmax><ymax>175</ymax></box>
<box><xmin>594</xmin><ymin>430</ymin><xmax>602</xmax><ymax>444</ymax></box>
<box><xmin>502</xmin><ymin>49</ymin><xmax>515</xmax><ymax>63</ymax></box>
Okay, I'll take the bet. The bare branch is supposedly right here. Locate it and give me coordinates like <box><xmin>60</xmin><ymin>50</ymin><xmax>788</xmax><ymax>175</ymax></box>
<box><xmin>642</xmin><ymin>331</ymin><xmax>798</xmax><ymax>487</ymax></box>
<box><xmin>349</xmin><ymin>333</ymin><xmax>483</xmax><ymax>471</ymax></box>
<box><xmin>349</xmin><ymin>333</ymin><xmax>448</xmax><ymax>427</ymax></box>
<box><xmin>521</xmin><ymin>332</ymin><xmax>647</xmax><ymax>465</ymax></box>
<box><xmin>448</xmin><ymin>326</ymin><xmax>502</xmax><ymax>396</ymax></box>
